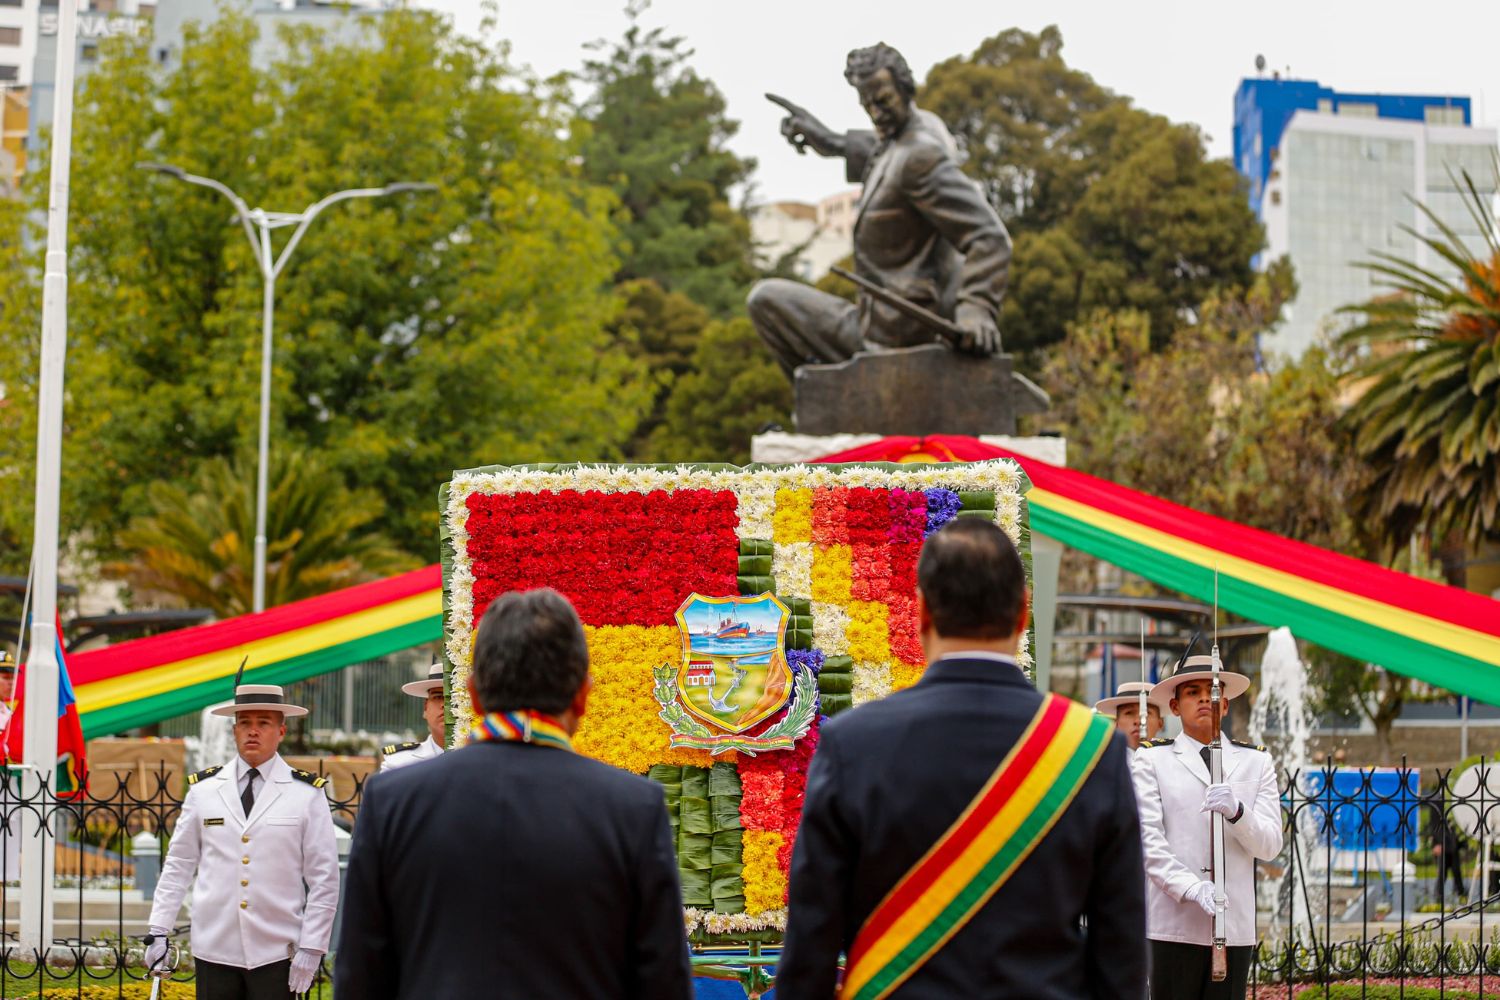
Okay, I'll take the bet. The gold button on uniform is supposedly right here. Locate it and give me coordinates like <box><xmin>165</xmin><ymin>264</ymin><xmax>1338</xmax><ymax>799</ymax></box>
<box><xmin>242</xmin><ymin>835</ymin><xmax>249</xmax><ymax>844</ymax></box>
<box><xmin>240</xmin><ymin>879</ymin><xmax>248</xmax><ymax>887</ymax></box>
<box><xmin>240</xmin><ymin>901</ymin><xmax>248</xmax><ymax>909</ymax></box>
<box><xmin>242</xmin><ymin>856</ymin><xmax>250</xmax><ymax>865</ymax></box>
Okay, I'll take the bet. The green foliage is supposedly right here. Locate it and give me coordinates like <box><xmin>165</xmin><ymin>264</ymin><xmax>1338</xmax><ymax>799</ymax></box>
<box><xmin>1338</xmin><ymin>155</ymin><xmax>1500</xmax><ymax>557</ymax></box>
<box><xmin>108</xmin><ymin>449</ymin><xmax>417</xmax><ymax>617</ymax></box>
<box><xmin>1038</xmin><ymin>260</ymin><xmax>1364</xmax><ymax>549</ymax></box>
<box><xmin>609</xmin><ymin>278</ymin><xmax>710</xmax><ymax>456</ymax></box>
<box><xmin>649</xmin><ymin>318</ymin><xmax>790</xmax><ymax>463</ymax></box>
<box><xmin>922</xmin><ymin>27</ymin><xmax>1263</xmax><ymax>355</ymax></box>
<box><xmin>578</xmin><ymin>1</ymin><xmax>756</xmax><ymax>316</ymax></box>
<box><xmin>0</xmin><ymin>9</ymin><xmax>652</xmax><ymax>574</ymax></box>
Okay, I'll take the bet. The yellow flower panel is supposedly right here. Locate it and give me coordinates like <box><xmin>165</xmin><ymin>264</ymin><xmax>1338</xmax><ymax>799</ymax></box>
<box><xmin>742</xmin><ymin>829</ymin><xmax>788</xmax><ymax>915</ymax></box>
<box><xmin>573</xmin><ymin>625</ymin><xmax>714</xmax><ymax>773</ymax></box>
<box><xmin>845</xmin><ymin>600</ymin><xmax>891</xmax><ymax>663</ymax></box>
<box><xmin>810</xmin><ymin>543</ymin><xmax>853</xmax><ymax>604</ymax></box>
<box><xmin>771</xmin><ymin>488</ymin><xmax>814</xmax><ymax>544</ymax></box>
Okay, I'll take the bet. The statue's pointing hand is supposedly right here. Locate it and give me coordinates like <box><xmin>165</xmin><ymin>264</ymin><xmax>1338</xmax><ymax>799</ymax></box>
<box><xmin>954</xmin><ymin>302</ymin><xmax>1002</xmax><ymax>356</ymax></box>
<box><xmin>766</xmin><ymin>93</ymin><xmax>840</xmax><ymax>158</ymax></box>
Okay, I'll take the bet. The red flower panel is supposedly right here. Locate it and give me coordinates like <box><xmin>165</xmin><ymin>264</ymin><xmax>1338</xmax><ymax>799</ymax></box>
<box><xmin>465</xmin><ymin>489</ymin><xmax>739</xmax><ymax>627</ymax></box>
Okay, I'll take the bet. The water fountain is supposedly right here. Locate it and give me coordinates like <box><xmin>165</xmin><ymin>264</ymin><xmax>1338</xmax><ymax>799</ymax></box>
<box><xmin>187</xmin><ymin>702</ymin><xmax>235</xmax><ymax>772</ymax></box>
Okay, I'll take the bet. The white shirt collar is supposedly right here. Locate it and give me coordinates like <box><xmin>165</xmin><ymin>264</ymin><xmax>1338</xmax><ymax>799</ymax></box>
<box><xmin>1177</xmin><ymin>731</ymin><xmax>1231</xmax><ymax>753</ymax></box>
<box><xmin>236</xmin><ymin>753</ymin><xmax>282</xmax><ymax>780</ymax></box>
<box><xmin>933</xmin><ymin>651</ymin><xmax>1017</xmax><ymax>665</ymax></box>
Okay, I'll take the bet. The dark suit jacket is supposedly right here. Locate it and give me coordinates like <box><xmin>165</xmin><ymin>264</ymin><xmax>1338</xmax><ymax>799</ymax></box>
<box><xmin>334</xmin><ymin>740</ymin><xmax>693</xmax><ymax>1000</ymax></box>
<box><xmin>776</xmin><ymin>657</ymin><xmax>1147</xmax><ymax>999</ymax></box>
<box><xmin>843</xmin><ymin>111</ymin><xmax>1012</xmax><ymax>348</ymax></box>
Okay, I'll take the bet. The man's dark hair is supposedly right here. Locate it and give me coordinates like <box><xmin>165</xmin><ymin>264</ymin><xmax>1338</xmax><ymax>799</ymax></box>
<box><xmin>844</xmin><ymin>43</ymin><xmax>917</xmax><ymax>100</ymax></box>
<box><xmin>916</xmin><ymin>518</ymin><xmax>1026</xmax><ymax>639</ymax></box>
<box><xmin>471</xmin><ymin>588</ymin><xmax>589</xmax><ymax>715</ymax></box>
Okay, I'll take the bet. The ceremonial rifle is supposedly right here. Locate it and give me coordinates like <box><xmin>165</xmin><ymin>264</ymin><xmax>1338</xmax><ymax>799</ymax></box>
<box><xmin>1208</xmin><ymin>573</ymin><xmax>1229</xmax><ymax>981</ymax></box>
<box><xmin>829</xmin><ymin>266</ymin><xmax>967</xmax><ymax>349</ymax></box>
<box><xmin>1138</xmin><ymin>619</ymin><xmax>1149</xmax><ymax>746</ymax></box>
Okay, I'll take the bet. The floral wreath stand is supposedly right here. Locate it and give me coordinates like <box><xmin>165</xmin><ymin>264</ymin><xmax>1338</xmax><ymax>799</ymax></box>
<box><xmin>438</xmin><ymin>461</ymin><xmax>1034</xmax><ymax>947</ymax></box>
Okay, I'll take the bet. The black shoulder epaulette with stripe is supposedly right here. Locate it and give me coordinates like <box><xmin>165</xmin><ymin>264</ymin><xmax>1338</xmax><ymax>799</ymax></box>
<box><xmin>1230</xmin><ymin>738</ymin><xmax>1268</xmax><ymax>752</ymax></box>
<box><xmin>382</xmin><ymin>741</ymin><xmax>422</xmax><ymax>757</ymax></box>
<box><xmin>1139</xmin><ymin>739</ymin><xmax>1170</xmax><ymax>749</ymax></box>
<box><xmin>291</xmin><ymin>769</ymin><xmax>329</xmax><ymax>788</ymax></box>
<box><xmin>186</xmin><ymin>765</ymin><xmax>223</xmax><ymax>785</ymax></box>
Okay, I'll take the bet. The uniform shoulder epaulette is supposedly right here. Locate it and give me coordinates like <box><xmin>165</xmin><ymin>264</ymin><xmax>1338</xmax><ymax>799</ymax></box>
<box><xmin>1230</xmin><ymin>739</ymin><xmax>1268</xmax><ymax>752</ymax></box>
<box><xmin>291</xmin><ymin>769</ymin><xmax>329</xmax><ymax>788</ymax></box>
<box><xmin>1139</xmin><ymin>739</ymin><xmax>1170</xmax><ymax>749</ymax></box>
<box><xmin>382</xmin><ymin>741</ymin><xmax>422</xmax><ymax>756</ymax></box>
<box><xmin>186</xmin><ymin>765</ymin><xmax>223</xmax><ymax>785</ymax></box>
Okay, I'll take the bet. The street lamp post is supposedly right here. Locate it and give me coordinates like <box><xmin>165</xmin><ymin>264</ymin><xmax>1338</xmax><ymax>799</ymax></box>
<box><xmin>136</xmin><ymin>165</ymin><xmax>435</xmax><ymax>613</ymax></box>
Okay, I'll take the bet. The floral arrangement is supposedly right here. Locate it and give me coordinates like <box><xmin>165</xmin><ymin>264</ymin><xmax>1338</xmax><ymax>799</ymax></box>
<box><xmin>441</xmin><ymin>462</ymin><xmax>1031</xmax><ymax>935</ymax></box>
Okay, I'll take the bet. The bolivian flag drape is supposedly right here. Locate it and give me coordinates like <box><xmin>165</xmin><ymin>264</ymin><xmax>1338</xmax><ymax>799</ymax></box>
<box><xmin>66</xmin><ymin>442</ymin><xmax>1500</xmax><ymax>737</ymax></box>
<box><xmin>69</xmin><ymin>568</ymin><xmax>443</xmax><ymax>737</ymax></box>
<box><xmin>814</xmin><ymin>436</ymin><xmax>1500</xmax><ymax>705</ymax></box>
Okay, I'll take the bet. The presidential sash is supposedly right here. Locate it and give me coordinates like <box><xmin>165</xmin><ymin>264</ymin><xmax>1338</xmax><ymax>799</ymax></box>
<box><xmin>838</xmin><ymin>693</ymin><xmax>1113</xmax><ymax>1000</ymax></box>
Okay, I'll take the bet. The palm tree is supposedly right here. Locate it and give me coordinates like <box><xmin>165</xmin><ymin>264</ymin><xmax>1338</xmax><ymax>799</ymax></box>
<box><xmin>110</xmin><ymin>449</ymin><xmax>419</xmax><ymax>617</ymax></box>
<box><xmin>1339</xmin><ymin>158</ymin><xmax>1500</xmax><ymax>556</ymax></box>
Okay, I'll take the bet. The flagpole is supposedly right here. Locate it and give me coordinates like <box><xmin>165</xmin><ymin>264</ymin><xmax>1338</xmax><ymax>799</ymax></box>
<box><xmin>20</xmin><ymin>0</ymin><xmax>79</xmax><ymax>955</ymax></box>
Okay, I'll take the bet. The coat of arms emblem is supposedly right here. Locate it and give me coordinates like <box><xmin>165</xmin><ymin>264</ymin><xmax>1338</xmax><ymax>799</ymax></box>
<box><xmin>652</xmin><ymin>593</ymin><xmax>817</xmax><ymax>755</ymax></box>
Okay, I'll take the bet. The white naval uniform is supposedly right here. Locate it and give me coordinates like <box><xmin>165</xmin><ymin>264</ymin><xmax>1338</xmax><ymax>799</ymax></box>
<box><xmin>380</xmin><ymin>734</ymin><xmax>443</xmax><ymax>772</ymax></box>
<box><xmin>148</xmin><ymin>753</ymin><xmax>339</xmax><ymax>969</ymax></box>
<box><xmin>1130</xmin><ymin>731</ymin><xmax>1283</xmax><ymax>946</ymax></box>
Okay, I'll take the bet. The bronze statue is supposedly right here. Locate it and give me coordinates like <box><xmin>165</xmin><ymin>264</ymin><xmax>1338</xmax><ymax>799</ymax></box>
<box><xmin>750</xmin><ymin>43</ymin><xmax>1012</xmax><ymax>379</ymax></box>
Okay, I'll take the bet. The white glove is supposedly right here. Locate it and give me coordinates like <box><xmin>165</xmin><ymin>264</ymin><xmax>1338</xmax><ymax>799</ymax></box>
<box><xmin>1202</xmin><ymin>783</ymin><xmax>1240</xmax><ymax>818</ymax></box>
<box><xmin>288</xmin><ymin>948</ymin><xmax>322</xmax><ymax>994</ymax></box>
<box><xmin>1186</xmin><ymin>880</ymin><xmax>1220</xmax><ymax>917</ymax></box>
<box><xmin>144</xmin><ymin>929</ymin><xmax>169</xmax><ymax>974</ymax></box>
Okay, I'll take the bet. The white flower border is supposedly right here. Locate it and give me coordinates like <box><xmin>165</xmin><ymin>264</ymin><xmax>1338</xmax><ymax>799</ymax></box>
<box><xmin>443</xmin><ymin>461</ymin><xmax>1031</xmax><ymax>739</ymax></box>
<box><xmin>684</xmin><ymin>907</ymin><xmax>787</xmax><ymax>936</ymax></box>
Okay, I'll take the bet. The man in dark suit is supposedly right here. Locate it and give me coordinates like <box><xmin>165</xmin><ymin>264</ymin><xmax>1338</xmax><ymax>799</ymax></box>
<box><xmin>776</xmin><ymin>519</ymin><xmax>1147</xmax><ymax>998</ymax></box>
<box><xmin>334</xmin><ymin>589</ymin><xmax>693</xmax><ymax>1000</ymax></box>
<box><xmin>749</xmin><ymin>43</ymin><xmax>1012</xmax><ymax>377</ymax></box>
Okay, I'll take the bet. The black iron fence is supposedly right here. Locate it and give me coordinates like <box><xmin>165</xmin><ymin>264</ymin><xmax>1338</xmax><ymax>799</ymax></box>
<box><xmin>6</xmin><ymin>757</ymin><xmax>1500</xmax><ymax>997</ymax></box>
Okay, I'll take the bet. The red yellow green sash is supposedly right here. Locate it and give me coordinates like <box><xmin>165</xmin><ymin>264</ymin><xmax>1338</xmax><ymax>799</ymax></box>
<box><xmin>838</xmin><ymin>693</ymin><xmax>1113</xmax><ymax>1000</ymax></box>
<box><xmin>469</xmin><ymin>710</ymin><xmax>573</xmax><ymax>752</ymax></box>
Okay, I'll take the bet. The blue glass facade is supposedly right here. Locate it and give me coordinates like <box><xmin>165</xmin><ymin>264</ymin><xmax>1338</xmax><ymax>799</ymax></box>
<box><xmin>1232</xmin><ymin>78</ymin><xmax>1471</xmax><ymax>215</ymax></box>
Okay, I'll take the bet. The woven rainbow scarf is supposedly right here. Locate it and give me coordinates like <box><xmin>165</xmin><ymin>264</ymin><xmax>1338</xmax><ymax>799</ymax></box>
<box><xmin>469</xmin><ymin>710</ymin><xmax>574</xmax><ymax>752</ymax></box>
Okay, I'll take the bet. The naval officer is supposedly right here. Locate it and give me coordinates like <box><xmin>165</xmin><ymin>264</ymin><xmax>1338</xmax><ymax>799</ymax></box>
<box><xmin>380</xmin><ymin>664</ymin><xmax>446</xmax><ymax>772</ymax></box>
<box><xmin>1096</xmin><ymin>680</ymin><xmax>1168</xmax><ymax>750</ymax></box>
<box><xmin>1132</xmin><ymin>655</ymin><xmax>1283</xmax><ymax>1000</ymax></box>
<box><xmin>145</xmin><ymin>683</ymin><xmax>339</xmax><ymax>999</ymax></box>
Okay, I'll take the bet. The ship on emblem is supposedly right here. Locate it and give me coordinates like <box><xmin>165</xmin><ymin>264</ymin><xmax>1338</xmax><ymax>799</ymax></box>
<box><xmin>653</xmin><ymin>592</ymin><xmax>817</xmax><ymax>754</ymax></box>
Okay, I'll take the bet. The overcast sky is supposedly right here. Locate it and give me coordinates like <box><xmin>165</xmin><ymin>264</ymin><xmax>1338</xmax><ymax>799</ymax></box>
<box><xmin>426</xmin><ymin>0</ymin><xmax>1498</xmax><ymax>205</ymax></box>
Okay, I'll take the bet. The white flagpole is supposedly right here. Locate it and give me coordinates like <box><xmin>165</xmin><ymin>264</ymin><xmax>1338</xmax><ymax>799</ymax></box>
<box><xmin>20</xmin><ymin>0</ymin><xmax>80</xmax><ymax>954</ymax></box>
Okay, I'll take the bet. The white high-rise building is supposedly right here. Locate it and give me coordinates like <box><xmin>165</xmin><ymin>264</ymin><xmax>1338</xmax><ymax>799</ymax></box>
<box><xmin>1260</xmin><ymin>113</ymin><xmax>1497</xmax><ymax>357</ymax></box>
<box><xmin>1235</xmin><ymin>78</ymin><xmax>1498</xmax><ymax>359</ymax></box>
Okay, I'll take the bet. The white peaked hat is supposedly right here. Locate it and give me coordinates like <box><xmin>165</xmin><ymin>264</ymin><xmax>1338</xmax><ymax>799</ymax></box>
<box><xmin>1094</xmin><ymin>681</ymin><xmax>1170</xmax><ymax>716</ymax></box>
<box><xmin>1150</xmin><ymin>654</ymin><xmax>1250</xmax><ymax>702</ymax></box>
<box><xmin>209</xmin><ymin>683</ymin><xmax>308</xmax><ymax>718</ymax></box>
<box><xmin>401</xmin><ymin>663</ymin><xmax>445</xmax><ymax>698</ymax></box>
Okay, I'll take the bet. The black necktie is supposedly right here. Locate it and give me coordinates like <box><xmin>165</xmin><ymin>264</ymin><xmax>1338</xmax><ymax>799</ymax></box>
<box><xmin>1200</xmin><ymin>746</ymin><xmax>1213</xmax><ymax>777</ymax></box>
<box><xmin>241</xmin><ymin>767</ymin><xmax>259</xmax><ymax>816</ymax></box>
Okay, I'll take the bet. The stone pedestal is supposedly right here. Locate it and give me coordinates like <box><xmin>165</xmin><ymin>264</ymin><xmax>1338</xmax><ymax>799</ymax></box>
<box><xmin>792</xmin><ymin>345</ymin><xmax>1050</xmax><ymax>436</ymax></box>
